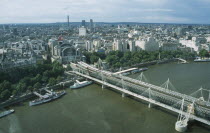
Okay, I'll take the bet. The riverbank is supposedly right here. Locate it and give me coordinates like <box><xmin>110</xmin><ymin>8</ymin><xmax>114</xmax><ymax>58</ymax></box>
<box><xmin>0</xmin><ymin>81</ymin><xmax>70</xmax><ymax>109</ymax></box>
<box><xmin>0</xmin><ymin>75</ymin><xmax>85</xmax><ymax>108</ymax></box>
<box><xmin>110</xmin><ymin>59</ymin><xmax>177</xmax><ymax>72</ymax></box>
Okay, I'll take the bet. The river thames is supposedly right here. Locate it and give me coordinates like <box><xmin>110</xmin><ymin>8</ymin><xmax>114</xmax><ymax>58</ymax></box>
<box><xmin>0</xmin><ymin>62</ymin><xmax>210</xmax><ymax>133</ymax></box>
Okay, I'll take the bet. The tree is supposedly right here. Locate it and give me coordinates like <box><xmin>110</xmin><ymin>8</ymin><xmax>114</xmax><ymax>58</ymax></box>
<box><xmin>20</xmin><ymin>77</ymin><xmax>31</xmax><ymax>86</ymax></box>
<box><xmin>28</xmin><ymin>86</ymin><xmax>33</xmax><ymax>92</ymax></box>
<box><xmin>90</xmin><ymin>55</ymin><xmax>99</xmax><ymax>64</ymax></box>
<box><xmin>48</xmin><ymin>78</ymin><xmax>56</xmax><ymax>86</ymax></box>
<box><xmin>0</xmin><ymin>89</ymin><xmax>11</xmax><ymax>101</ymax></box>
<box><xmin>56</xmin><ymin>76</ymin><xmax>62</xmax><ymax>82</ymax></box>
<box><xmin>16</xmin><ymin>82</ymin><xmax>27</xmax><ymax>94</ymax></box>
<box><xmin>199</xmin><ymin>49</ymin><xmax>209</xmax><ymax>58</ymax></box>
<box><xmin>0</xmin><ymin>80</ymin><xmax>12</xmax><ymax>92</ymax></box>
<box><xmin>34</xmin><ymin>74</ymin><xmax>42</xmax><ymax>83</ymax></box>
<box><xmin>12</xmin><ymin>89</ymin><xmax>18</xmax><ymax>96</ymax></box>
<box><xmin>33</xmin><ymin>82</ymin><xmax>41</xmax><ymax>90</ymax></box>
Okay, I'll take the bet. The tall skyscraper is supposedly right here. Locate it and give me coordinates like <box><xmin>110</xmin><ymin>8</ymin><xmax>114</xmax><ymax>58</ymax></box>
<box><xmin>82</xmin><ymin>20</ymin><xmax>86</xmax><ymax>27</ymax></box>
<box><xmin>67</xmin><ymin>15</ymin><xmax>70</xmax><ymax>27</ymax></box>
<box><xmin>90</xmin><ymin>19</ymin><xmax>93</xmax><ymax>32</ymax></box>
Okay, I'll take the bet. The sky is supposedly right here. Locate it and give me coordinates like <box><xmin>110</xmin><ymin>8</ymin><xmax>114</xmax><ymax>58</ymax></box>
<box><xmin>1</xmin><ymin>0</ymin><xmax>210</xmax><ymax>24</ymax></box>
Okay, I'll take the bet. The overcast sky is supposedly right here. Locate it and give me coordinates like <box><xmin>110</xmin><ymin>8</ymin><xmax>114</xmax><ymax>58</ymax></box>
<box><xmin>1</xmin><ymin>0</ymin><xmax>210</xmax><ymax>24</ymax></box>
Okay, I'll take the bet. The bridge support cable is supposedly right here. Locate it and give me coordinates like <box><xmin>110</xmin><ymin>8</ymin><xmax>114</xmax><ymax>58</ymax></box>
<box><xmin>171</xmin><ymin>99</ymin><xmax>184</xmax><ymax>110</ymax></box>
<box><xmin>161</xmin><ymin>78</ymin><xmax>178</xmax><ymax>92</ymax></box>
<box><xmin>140</xmin><ymin>88</ymin><xmax>150</xmax><ymax>98</ymax></box>
<box><xmin>189</xmin><ymin>87</ymin><xmax>207</xmax><ymax>102</ymax></box>
<box><xmin>189</xmin><ymin>88</ymin><xmax>202</xmax><ymax>98</ymax></box>
<box><xmin>136</xmin><ymin>72</ymin><xmax>149</xmax><ymax>83</ymax></box>
<box><xmin>177</xmin><ymin>99</ymin><xmax>186</xmax><ymax>122</ymax></box>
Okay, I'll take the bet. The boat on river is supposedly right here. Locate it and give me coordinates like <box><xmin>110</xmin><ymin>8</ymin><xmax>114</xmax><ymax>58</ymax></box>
<box><xmin>70</xmin><ymin>80</ymin><xmax>92</xmax><ymax>89</ymax></box>
<box><xmin>29</xmin><ymin>90</ymin><xmax>66</xmax><ymax>106</ymax></box>
<box><xmin>194</xmin><ymin>57</ymin><xmax>210</xmax><ymax>62</ymax></box>
<box><xmin>0</xmin><ymin>109</ymin><xmax>14</xmax><ymax>118</ymax></box>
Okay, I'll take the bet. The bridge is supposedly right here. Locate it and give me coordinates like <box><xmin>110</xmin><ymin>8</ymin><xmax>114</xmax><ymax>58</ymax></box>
<box><xmin>67</xmin><ymin>61</ymin><xmax>210</xmax><ymax>132</ymax></box>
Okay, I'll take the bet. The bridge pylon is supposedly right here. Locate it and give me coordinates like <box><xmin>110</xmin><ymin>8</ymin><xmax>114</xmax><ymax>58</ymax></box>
<box><xmin>175</xmin><ymin>99</ymin><xmax>195</xmax><ymax>132</ymax></box>
<box><xmin>100</xmin><ymin>69</ymin><xmax>105</xmax><ymax>90</ymax></box>
<box><xmin>148</xmin><ymin>88</ymin><xmax>153</xmax><ymax>108</ymax></box>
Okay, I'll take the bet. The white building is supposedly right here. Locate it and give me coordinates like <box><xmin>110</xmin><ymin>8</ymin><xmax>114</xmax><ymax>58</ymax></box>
<box><xmin>179</xmin><ymin>37</ymin><xmax>207</xmax><ymax>52</ymax></box>
<box><xmin>85</xmin><ymin>40</ymin><xmax>93</xmax><ymax>52</ymax></box>
<box><xmin>79</xmin><ymin>26</ymin><xmax>87</xmax><ymax>36</ymax></box>
<box><xmin>112</xmin><ymin>39</ymin><xmax>135</xmax><ymax>52</ymax></box>
<box><xmin>136</xmin><ymin>37</ymin><xmax>159</xmax><ymax>51</ymax></box>
<box><xmin>112</xmin><ymin>39</ymin><xmax>125</xmax><ymax>51</ymax></box>
<box><xmin>93</xmin><ymin>40</ymin><xmax>102</xmax><ymax>52</ymax></box>
<box><xmin>128</xmin><ymin>40</ymin><xmax>136</xmax><ymax>52</ymax></box>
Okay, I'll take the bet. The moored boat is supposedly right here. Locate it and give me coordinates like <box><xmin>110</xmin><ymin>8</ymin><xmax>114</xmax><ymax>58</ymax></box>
<box><xmin>194</xmin><ymin>57</ymin><xmax>210</xmax><ymax>62</ymax></box>
<box><xmin>29</xmin><ymin>90</ymin><xmax>66</xmax><ymax>106</ymax></box>
<box><xmin>70</xmin><ymin>80</ymin><xmax>92</xmax><ymax>89</ymax></box>
<box><xmin>131</xmin><ymin>68</ymin><xmax>148</xmax><ymax>74</ymax></box>
<box><xmin>0</xmin><ymin>109</ymin><xmax>15</xmax><ymax>118</ymax></box>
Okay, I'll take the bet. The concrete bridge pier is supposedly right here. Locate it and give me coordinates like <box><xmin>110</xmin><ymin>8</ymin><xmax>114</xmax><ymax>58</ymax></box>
<box><xmin>175</xmin><ymin>120</ymin><xmax>188</xmax><ymax>132</ymax></box>
<box><xmin>148</xmin><ymin>103</ymin><xmax>152</xmax><ymax>108</ymax></box>
<box><xmin>122</xmin><ymin>93</ymin><xmax>128</xmax><ymax>98</ymax></box>
<box><xmin>102</xmin><ymin>84</ymin><xmax>105</xmax><ymax>90</ymax></box>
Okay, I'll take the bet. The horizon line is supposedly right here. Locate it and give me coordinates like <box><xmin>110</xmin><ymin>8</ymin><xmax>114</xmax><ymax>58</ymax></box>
<box><xmin>0</xmin><ymin>22</ymin><xmax>210</xmax><ymax>25</ymax></box>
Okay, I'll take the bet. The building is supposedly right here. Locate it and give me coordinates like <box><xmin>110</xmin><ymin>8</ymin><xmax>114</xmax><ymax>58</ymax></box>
<box><xmin>90</xmin><ymin>19</ymin><xmax>94</xmax><ymax>32</ymax></box>
<box><xmin>79</xmin><ymin>27</ymin><xmax>87</xmax><ymax>36</ymax></box>
<box><xmin>160</xmin><ymin>41</ymin><xmax>180</xmax><ymax>51</ymax></box>
<box><xmin>49</xmin><ymin>38</ymin><xmax>82</xmax><ymax>64</ymax></box>
<box><xmin>136</xmin><ymin>37</ymin><xmax>159</xmax><ymax>51</ymax></box>
<box><xmin>112</xmin><ymin>39</ymin><xmax>126</xmax><ymax>52</ymax></box>
<box><xmin>86</xmin><ymin>40</ymin><xmax>93</xmax><ymax>52</ymax></box>
<box><xmin>82</xmin><ymin>20</ymin><xmax>86</xmax><ymax>27</ymax></box>
<box><xmin>179</xmin><ymin>37</ymin><xmax>207</xmax><ymax>52</ymax></box>
<box><xmin>67</xmin><ymin>15</ymin><xmax>70</xmax><ymax>27</ymax></box>
<box><xmin>112</xmin><ymin>39</ymin><xmax>136</xmax><ymax>52</ymax></box>
<box><xmin>93</xmin><ymin>39</ymin><xmax>102</xmax><ymax>52</ymax></box>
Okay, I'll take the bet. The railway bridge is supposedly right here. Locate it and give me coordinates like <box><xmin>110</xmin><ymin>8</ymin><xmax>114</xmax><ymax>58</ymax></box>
<box><xmin>66</xmin><ymin>61</ymin><xmax>210</xmax><ymax>132</ymax></box>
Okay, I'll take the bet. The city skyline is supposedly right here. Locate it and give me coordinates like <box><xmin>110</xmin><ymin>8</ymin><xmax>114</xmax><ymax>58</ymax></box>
<box><xmin>1</xmin><ymin>0</ymin><xmax>210</xmax><ymax>24</ymax></box>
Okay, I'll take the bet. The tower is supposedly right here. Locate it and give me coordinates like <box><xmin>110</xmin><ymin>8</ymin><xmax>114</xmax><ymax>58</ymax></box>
<box><xmin>90</xmin><ymin>19</ymin><xmax>93</xmax><ymax>32</ymax></box>
<box><xmin>82</xmin><ymin>20</ymin><xmax>86</xmax><ymax>27</ymax></box>
<box><xmin>67</xmin><ymin>15</ymin><xmax>70</xmax><ymax>27</ymax></box>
